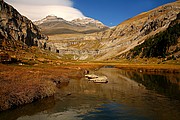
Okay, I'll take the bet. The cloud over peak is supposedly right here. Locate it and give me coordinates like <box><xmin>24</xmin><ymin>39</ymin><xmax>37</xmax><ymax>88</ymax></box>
<box><xmin>6</xmin><ymin>0</ymin><xmax>73</xmax><ymax>6</ymax></box>
<box><xmin>5</xmin><ymin>0</ymin><xmax>84</xmax><ymax>21</ymax></box>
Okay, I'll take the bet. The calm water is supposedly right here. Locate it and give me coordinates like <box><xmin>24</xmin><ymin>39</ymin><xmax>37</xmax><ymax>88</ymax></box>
<box><xmin>0</xmin><ymin>67</ymin><xmax>180</xmax><ymax>120</ymax></box>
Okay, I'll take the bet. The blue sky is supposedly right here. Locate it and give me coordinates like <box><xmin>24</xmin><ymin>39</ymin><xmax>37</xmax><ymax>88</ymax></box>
<box><xmin>73</xmin><ymin>0</ymin><xmax>176</xmax><ymax>26</ymax></box>
<box><xmin>6</xmin><ymin>0</ymin><xmax>177</xmax><ymax>26</ymax></box>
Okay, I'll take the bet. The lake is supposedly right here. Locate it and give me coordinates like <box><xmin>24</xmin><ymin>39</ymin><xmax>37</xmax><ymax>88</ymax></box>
<box><xmin>0</xmin><ymin>67</ymin><xmax>180</xmax><ymax>120</ymax></box>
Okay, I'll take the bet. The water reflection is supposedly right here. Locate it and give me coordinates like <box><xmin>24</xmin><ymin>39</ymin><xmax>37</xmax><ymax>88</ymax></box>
<box><xmin>0</xmin><ymin>68</ymin><xmax>179</xmax><ymax>120</ymax></box>
<box><xmin>0</xmin><ymin>97</ymin><xmax>55</xmax><ymax>120</ymax></box>
<box><xmin>124</xmin><ymin>71</ymin><xmax>180</xmax><ymax>100</ymax></box>
<box><xmin>78</xmin><ymin>102</ymin><xmax>150</xmax><ymax>120</ymax></box>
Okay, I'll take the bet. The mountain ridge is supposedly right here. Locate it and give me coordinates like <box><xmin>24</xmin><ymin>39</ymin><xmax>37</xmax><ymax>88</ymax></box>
<box><xmin>95</xmin><ymin>1</ymin><xmax>180</xmax><ymax>60</ymax></box>
<box><xmin>34</xmin><ymin>15</ymin><xmax>109</xmax><ymax>35</ymax></box>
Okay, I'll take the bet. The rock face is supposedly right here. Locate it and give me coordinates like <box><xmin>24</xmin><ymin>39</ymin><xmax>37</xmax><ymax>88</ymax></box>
<box><xmin>0</xmin><ymin>1</ymin><xmax>45</xmax><ymax>48</ymax></box>
<box><xmin>46</xmin><ymin>1</ymin><xmax>180</xmax><ymax>60</ymax></box>
<box><xmin>34</xmin><ymin>15</ymin><xmax>108</xmax><ymax>35</ymax></box>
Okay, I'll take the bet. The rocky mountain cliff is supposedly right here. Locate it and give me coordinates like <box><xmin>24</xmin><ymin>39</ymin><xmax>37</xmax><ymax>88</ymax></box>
<box><xmin>45</xmin><ymin>1</ymin><xmax>180</xmax><ymax>61</ymax></box>
<box><xmin>0</xmin><ymin>1</ymin><xmax>50</xmax><ymax>63</ymax></box>
<box><xmin>0</xmin><ymin>1</ymin><xmax>46</xmax><ymax>48</ymax></box>
<box><xmin>34</xmin><ymin>15</ymin><xmax>108</xmax><ymax>35</ymax></box>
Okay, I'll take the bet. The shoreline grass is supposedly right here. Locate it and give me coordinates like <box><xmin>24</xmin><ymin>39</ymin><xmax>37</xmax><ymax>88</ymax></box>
<box><xmin>0</xmin><ymin>63</ymin><xmax>89</xmax><ymax>111</ymax></box>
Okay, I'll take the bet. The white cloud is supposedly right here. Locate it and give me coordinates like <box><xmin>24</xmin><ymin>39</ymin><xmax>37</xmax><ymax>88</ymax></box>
<box><xmin>5</xmin><ymin>0</ymin><xmax>85</xmax><ymax>21</ymax></box>
<box><xmin>5</xmin><ymin>0</ymin><xmax>73</xmax><ymax>6</ymax></box>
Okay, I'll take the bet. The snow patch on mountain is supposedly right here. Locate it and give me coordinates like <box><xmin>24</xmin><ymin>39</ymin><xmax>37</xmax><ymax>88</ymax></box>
<box><xmin>34</xmin><ymin>15</ymin><xmax>66</xmax><ymax>25</ymax></box>
<box><xmin>71</xmin><ymin>17</ymin><xmax>107</xmax><ymax>28</ymax></box>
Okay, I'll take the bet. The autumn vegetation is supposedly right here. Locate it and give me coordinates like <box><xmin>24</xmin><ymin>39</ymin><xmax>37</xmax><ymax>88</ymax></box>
<box><xmin>0</xmin><ymin>62</ymin><xmax>98</xmax><ymax>111</ymax></box>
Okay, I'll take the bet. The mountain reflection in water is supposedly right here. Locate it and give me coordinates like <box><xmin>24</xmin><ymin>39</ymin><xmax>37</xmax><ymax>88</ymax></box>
<box><xmin>0</xmin><ymin>67</ymin><xmax>179</xmax><ymax>120</ymax></box>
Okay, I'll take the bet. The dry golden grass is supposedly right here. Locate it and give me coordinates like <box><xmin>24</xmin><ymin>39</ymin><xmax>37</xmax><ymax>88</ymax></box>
<box><xmin>0</xmin><ymin>65</ymin><xmax>56</xmax><ymax>111</ymax></box>
<box><xmin>1</xmin><ymin>53</ymin><xmax>179</xmax><ymax>111</ymax></box>
<box><xmin>115</xmin><ymin>64</ymin><xmax>180</xmax><ymax>73</ymax></box>
<box><xmin>0</xmin><ymin>63</ymin><xmax>98</xmax><ymax>111</ymax></box>
<box><xmin>73</xmin><ymin>61</ymin><xmax>180</xmax><ymax>73</ymax></box>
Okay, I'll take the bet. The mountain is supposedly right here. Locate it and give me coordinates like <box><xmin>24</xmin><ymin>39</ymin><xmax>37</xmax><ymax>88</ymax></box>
<box><xmin>45</xmin><ymin>1</ymin><xmax>180</xmax><ymax>61</ymax></box>
<box><xmin>34</xmin><ymin>15</ymin><xmax>66</xmax><ymax>26</ymax></box>
<box><xmin>71</xmin><ymin>17</ymin><xmax>106</xmax><ymax>29</ymax></box>
<box><xmin>0</xmin><ymin>1</ymin><xmax>52</xmax><ymax>63</ymax></box>
<box><xmin>34</xmin><ymin>15</ymin><xmax>108</xmax><ymax>35</ymax></box>
<box><xmin>93</xmin><ymin>1</ymin><xmax>180</xmax><ymax>61</ymax></box>
<box><xmin>0</xmin><ymin>1</ymin><xmax>46</xmax><ymax>48</ymax></box>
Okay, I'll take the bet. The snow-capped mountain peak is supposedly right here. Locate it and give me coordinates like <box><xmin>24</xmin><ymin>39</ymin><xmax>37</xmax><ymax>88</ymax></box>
<box><xmin>71</xmin><ymin>17</ymin><xmax>107</xmax><ymax>29</ymax></box>
<box><xmin>34</xmin><ymin>15</ymin><xmax>65</xmax><ymax>25</ymax></box>
<box><xmin>34</xmin><ymin>15</ymin><xmax>108</xmax><ymax>33</ymax></box>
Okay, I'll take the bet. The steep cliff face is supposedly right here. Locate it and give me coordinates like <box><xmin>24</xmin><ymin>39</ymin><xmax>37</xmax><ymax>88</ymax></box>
<box><xmin>0</xmin><ymin>1</ymin><xmax>45</xmax><ymax>48</ymax></box>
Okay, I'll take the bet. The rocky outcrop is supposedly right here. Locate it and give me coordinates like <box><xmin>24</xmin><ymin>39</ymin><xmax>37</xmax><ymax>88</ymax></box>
<box><xmin>0</xmin><ymin>1</ymin><xmax>46</xmax><ymax>48</ymax></box>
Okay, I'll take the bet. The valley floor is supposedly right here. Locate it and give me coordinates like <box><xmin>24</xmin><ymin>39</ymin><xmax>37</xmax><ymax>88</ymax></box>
<box><xmin>0</xmin><ymin>61</ymin><xmax>180</xmax><ymax>111</ymax></box>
